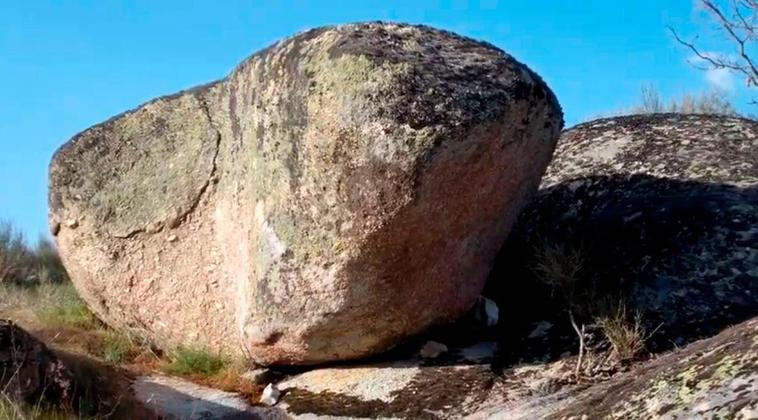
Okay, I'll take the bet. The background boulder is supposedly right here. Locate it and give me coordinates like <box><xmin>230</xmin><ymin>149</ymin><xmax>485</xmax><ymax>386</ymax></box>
<box><xmin>49</xmin><ymin>22</ymin><xmax>562</xmax><ymax>365</ymax></box>
<box><xmin>488</xmin><ymin>113</ymin><xmax>758</xmax><ymax>357</ymax></box>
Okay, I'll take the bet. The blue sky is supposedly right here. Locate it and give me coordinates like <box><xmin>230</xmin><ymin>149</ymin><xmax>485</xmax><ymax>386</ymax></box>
<box><xmin>0</xmin><ymin>0</ymin><xmax>753</xmax><ymax>239</ymax></box>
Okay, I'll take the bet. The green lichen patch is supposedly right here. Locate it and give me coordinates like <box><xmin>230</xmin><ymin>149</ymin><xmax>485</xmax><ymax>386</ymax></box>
<box><xmin>51</xmin><ymin>92</ymin><xmax>220</xmax><ymax>238</ymax></box>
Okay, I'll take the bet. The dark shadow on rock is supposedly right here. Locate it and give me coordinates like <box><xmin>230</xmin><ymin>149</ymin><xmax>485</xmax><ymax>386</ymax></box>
<box><xmin>132</xmin><ymin>375</ymin><xmax>288</xmax><ymax>420</ymax></box>
<box><xmin>272</xmin><ymin>314</ymin><xmax>500</xmax><ymax>376</ymax></box>
<box><xmin>485</xmin><ymin>174</ymin><xmax>758</xmax><ymax>367</ymax></box>
<box><xmin>52</xmin><ymin>350</ymin><xmax>157</xmax><ymax>419</ymax></box>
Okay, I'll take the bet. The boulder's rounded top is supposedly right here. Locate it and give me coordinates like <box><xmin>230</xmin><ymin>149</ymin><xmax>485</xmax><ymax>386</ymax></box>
<box><xmin>232</xmin><ymin>21</ymin><xmax>562</xmax><ymax>132</ymax></box>
<box><xmin>545</xmin><ymin>113</ymin><xmax>758</xmax><ymax>187</ymax></box>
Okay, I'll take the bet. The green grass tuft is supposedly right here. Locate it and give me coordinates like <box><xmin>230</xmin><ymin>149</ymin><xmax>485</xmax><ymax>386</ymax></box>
<box><xmin>34</xmin><ymin>283</ymin><xmax>98</xmax><ymax>330</ymax></box>
<box><xmin>165</xmin><ymin>346</ymin><xmax>228</xmax><ymax>377</ymax></box>
<box><xmin>101</xmin><ymin>331</ymin><xmax>138</xmax><ymax>364</ymax></box>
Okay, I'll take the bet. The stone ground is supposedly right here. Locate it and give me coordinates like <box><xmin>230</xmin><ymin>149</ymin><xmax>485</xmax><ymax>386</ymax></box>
<box><xmin>126</xmin><ymin>316</ymin><xmax>758</xmax><ymax>419</ymax></box>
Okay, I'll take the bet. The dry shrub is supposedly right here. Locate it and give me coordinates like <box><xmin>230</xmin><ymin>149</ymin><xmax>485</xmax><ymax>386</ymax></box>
<box><xmin>531</xmin><ymin>240</ymin><xmax>585</xmax><ymax>301</ymax></box>
<box><xmin>597</xmin><ymin>305</ymin><xmax>656</xmax><ymax>362</ymax></box>
<box><xmin>0</xmin><ymin>222</ymin><xmax>32</xmax><ymax>285</ymax></box>
<box><xmin>532</xmin><ymin>240</ymin><xmax>588</xmax><ymax>378</ymax></box>
<box><xmin>631</xmin><ymin>84</ymin><xmax>738</xmax><ymax>116</ymax></box>
<box><xmin>0</xmin><ymin>221</ymin><xmax>69</xmax><ymax>287</ymax></box>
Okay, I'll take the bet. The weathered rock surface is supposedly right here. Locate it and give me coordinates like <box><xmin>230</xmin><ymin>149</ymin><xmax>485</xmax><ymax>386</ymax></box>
<box><xmin>49</xmin><ymin>22</ymin><xmax>562</xmax><ymax>365</ymax></box>
<box><xmin>0</xmin><ymin>320</ymin><xmax>73</xmax><ymax>408</ymax></box>
<box><xmin>489</xmin><ymin>114</ymin><xmax>758</xmax><ymax>355</ymax></box>
<box><xmin>482</xmin><ymin>317</ymin><xmax>758</xmax><ymax>419</ymax></box>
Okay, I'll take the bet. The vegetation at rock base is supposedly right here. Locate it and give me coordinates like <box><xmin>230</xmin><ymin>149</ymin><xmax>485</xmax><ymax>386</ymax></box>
<box><xmin>100</xmin><ymin>331</ymin><xmax>141</xmax><ymax>364</ymax></box>
<box><xmin>0</xmin><ymin>396</ymin><xmax>70</xmax><ymax>420</ymax></box>
<box><xmin>596</xmin><ymin>304</ymin><xmax>658</xmax><ymax>363</ymax></box>
<box><xmin>33</xmin><ymin>283</ymin><xmax>98</xmax><ymax>330</ymax></box>
<box><xmin>164</xmin><ymin>346</ymin><xmax>228</xmax><ymax>377</ymax></box>
<box><xmin>530</xmin><ymin>239</ymin><xmax>660</xmax><ymax>378</ymax></box>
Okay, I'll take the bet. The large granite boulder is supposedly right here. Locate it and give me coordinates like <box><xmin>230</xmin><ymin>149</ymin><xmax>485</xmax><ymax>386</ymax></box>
<box><xmin>488</xmin><ymin>113</ymin><xmax>758</xmax><ymax>355</ymax></box>
<box><xmin>49</xmin><ymin>22</ymin><xmax>562</xmax><ymax>365</ymax></box>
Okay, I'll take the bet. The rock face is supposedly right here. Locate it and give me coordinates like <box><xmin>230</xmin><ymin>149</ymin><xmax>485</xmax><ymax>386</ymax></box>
<box><xmin>0</xmin><ymin>320</ymin><xmax>73</xmax><ymax>408</ymax></box>
<box><xmin>488</xmin><ymin>114</ymin><xmax>758</xmax><ymax>354</ymax></box>
<box><xmin>49</xmin><ymin>22</ymin><xmax>562</xmax><ymax>365</ymax></box>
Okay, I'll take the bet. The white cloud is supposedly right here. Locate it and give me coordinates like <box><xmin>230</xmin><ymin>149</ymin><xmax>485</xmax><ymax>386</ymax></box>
<box><xmin>705</xmin><ymin>67</ymin><xmax>735</xmax><ymax>91</ymax></box>
<box><xmin>688</xmin><ymin>53</ymin><xmax>736</xmax><ymax>91</ymax></box>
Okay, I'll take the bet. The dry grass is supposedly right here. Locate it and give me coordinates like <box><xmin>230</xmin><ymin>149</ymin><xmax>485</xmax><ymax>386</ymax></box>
<box><xmin>100</xmin><ymin>331</ymin><xmax>140</xmax><ymax>364</ymax></box>
<box><xmin>33</xmin><ymin>283</ymin><xmax>98</xmax><ymax>330</ymax></box>
<box><xmin>597</xmin><ymin>305</ymin><xmax>657</xmax><ymax>363</ymax></box>
<box><xmin>530</xmin><ymin>240</ymin><xmax>661</xmax><ymax>376</ymax></box>
<box><xmin>0</xmin><ymin>221</ymin><xmax>260</xmax><ymax>414</ymax></box>
<box><xmin>0</xmin><ymin>396</ymin><xmax>70</xmax><ymax>420</ymax></box>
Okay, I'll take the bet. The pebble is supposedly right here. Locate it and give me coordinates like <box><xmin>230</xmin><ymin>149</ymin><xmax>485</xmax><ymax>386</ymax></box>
<box><xmin>260</xmin><ymin>383</ymin><xmax>281</xmax><ymax>406</ymax></box>
<box><xmin>419</xmin><ymin>341</ymin><xmax>448</xmax><ymax>358</ymax></box>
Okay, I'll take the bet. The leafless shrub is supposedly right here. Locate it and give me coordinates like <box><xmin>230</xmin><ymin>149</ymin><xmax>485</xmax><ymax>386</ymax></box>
<box><xmin>532</xmin><ymin>240</ymin><xmax>588</xmax><ymax>379</ymax></box>
<box><xmin>0</xmin><ymin>222</ymin><xmax>32</xmax><ymax>284</ymax></box>
<box><xmin>532</xmin><ymin>241</ymin><xmax>585</xmax><ymax>298</ymax></box>
<box><xmin>0</xmin><ymin>221</ymin><xmax>69</xmax><ymax>286</ymax></box>
<box><xmin>631</xmin><ymin>84</ymin><xmax>738</xmax><ymax>115</ymax></box>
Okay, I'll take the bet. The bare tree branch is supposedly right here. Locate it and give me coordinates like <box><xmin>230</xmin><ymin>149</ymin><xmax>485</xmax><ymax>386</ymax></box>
<box><xmin>701</xmin><ymin>0</ymin><xmax>758</xmax><ymax>85</ymax></box>
<box><xmin>670</xmin><ymin>0</ymin><xmax>758</xmax><ymax>103</ymax></box>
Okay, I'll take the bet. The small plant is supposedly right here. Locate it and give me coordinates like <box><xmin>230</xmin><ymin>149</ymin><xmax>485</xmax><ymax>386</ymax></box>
<box><xmin>165</xmin><ymin>346</ymin><xmax>228</xmax><ymax>377</ymax></box>
<box><xmin>101</xmin><ymin>331</ymin><xmax>138</xmax><ymax>364</ymax></box>
<box><xmin>532</xmin><ymin>240</ymin><xmax>585</xmax><ymax>295</ymax></box>
<box><xmin>597</xmin><ymin>304</ymin><xmax>658</xmax><ymax>363</ymax></box>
